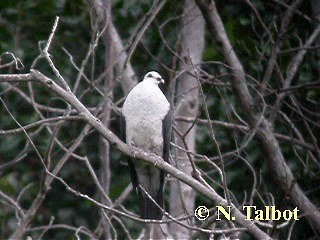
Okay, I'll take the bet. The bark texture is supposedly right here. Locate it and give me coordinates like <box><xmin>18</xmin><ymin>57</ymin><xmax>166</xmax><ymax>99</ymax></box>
<box><xmin>99</xmin><ymin>0</ymin><xmax>114</xmax><ymax>239</ymax></box>
<box><xmin>169</xmin><ymin>1</ymin><xmax>205</xmax><ymax>238</ymax></box>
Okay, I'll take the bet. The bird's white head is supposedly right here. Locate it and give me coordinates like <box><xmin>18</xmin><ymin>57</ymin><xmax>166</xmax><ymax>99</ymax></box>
<box><xmin>143</xmin><ymin>71</ymin><xmax>165</xmax><ymax>85</ymax></box>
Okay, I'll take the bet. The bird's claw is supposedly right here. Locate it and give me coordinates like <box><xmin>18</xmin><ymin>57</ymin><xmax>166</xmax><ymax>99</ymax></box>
<box><xmin>129</xmin><ymin>142</ymin><xmax>137</xmax><ymax>158</ymax></box>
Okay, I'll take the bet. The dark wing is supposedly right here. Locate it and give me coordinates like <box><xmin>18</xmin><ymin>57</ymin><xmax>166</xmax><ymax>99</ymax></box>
<box><xmin>120</xmin><ymin>113</ymin><xmax>140</xmax><ymax>208</ymax></box>
<box><xmin>162</xmin><ymin>108</ymin><xmax>173</xmax><ymax>162</ymax></box>
<box><xmin>149</xmin><ymin>108</ymin><xmax>172</xmax><ymax>219</ymax></box>
<box><xmin>119</xmin><ymin>113</ymin><xmax>126</xmax><ymax>142</ymax></box>
<box><xmin>139</xmin><ymin>109</ymin><xmax>172</xmax><ymax>219</ymax></box>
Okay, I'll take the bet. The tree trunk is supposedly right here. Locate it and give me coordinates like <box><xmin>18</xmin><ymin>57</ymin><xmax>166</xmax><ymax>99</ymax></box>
<box><xmin>110</xmin><ymin>23</ymin><xmax>137</xmax><ymax>94</ymax></box>
<box><xmin>169</xmin><ymin>1</ymin><xmax>205</xmax><ymax>238</ymax></box>
<box><xmin>99</xmin><ymin>0</ymin><xmax>114</xmax><ymax>239</ymax></box>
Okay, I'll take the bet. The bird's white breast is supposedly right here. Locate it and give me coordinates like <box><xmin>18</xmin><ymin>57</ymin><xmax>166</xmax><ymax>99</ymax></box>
<box><xmin>122</xmin><ymin>81</ymin><xmax>170</xmax><ymax>154</ymax></box>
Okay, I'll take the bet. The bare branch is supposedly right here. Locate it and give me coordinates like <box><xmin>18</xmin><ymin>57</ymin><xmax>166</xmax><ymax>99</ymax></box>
<box><xmin>195</xmin><ymin>0</ymin><xmax>320</xmax><ymax>233</ymax></box>
<box><xmin>23</xmin><ymin>68</ymin><xmax>270</xmax><ymax>238</ymax></box>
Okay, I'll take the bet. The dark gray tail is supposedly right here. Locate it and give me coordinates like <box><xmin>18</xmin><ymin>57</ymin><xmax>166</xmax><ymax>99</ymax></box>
<box><xmin>127</xmin><ymin>159</ymin><xmax>165</xmax><ymax>220</ymax></box>
<box><xmin>138</xmin><ymin>187</ymin><xmax>163</xmax><ymax>220</ymax></box>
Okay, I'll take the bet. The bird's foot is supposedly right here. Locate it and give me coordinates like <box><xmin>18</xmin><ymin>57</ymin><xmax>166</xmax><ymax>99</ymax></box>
<box><xmin>129</xmin><ymin>142</ymin><xmax>138</xmax><ymax>158</ymax></box>
<box><xmin>152</xmin><ymin>153</ymin><xmax>162</xmax><ymax>167</ymax></box>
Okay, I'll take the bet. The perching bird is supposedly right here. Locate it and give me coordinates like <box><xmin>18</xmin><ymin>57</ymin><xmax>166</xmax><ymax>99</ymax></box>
<box><xmin>121</xmin><ymin>71</ymin><xmax>172</xmax><ymax>220</ymax></box>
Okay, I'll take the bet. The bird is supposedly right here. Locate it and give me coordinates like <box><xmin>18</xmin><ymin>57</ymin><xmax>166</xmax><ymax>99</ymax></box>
<box><xmin>121</xmin><ymin>71</ymin><xmax>172</xmax><ymax>220</ymax></box>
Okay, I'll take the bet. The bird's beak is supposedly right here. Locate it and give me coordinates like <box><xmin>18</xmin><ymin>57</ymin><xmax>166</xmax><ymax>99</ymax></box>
<box><xmin>160</xmin><ymin>78</ymin><xmax>165</xmax><ymax>84</ymax></box>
